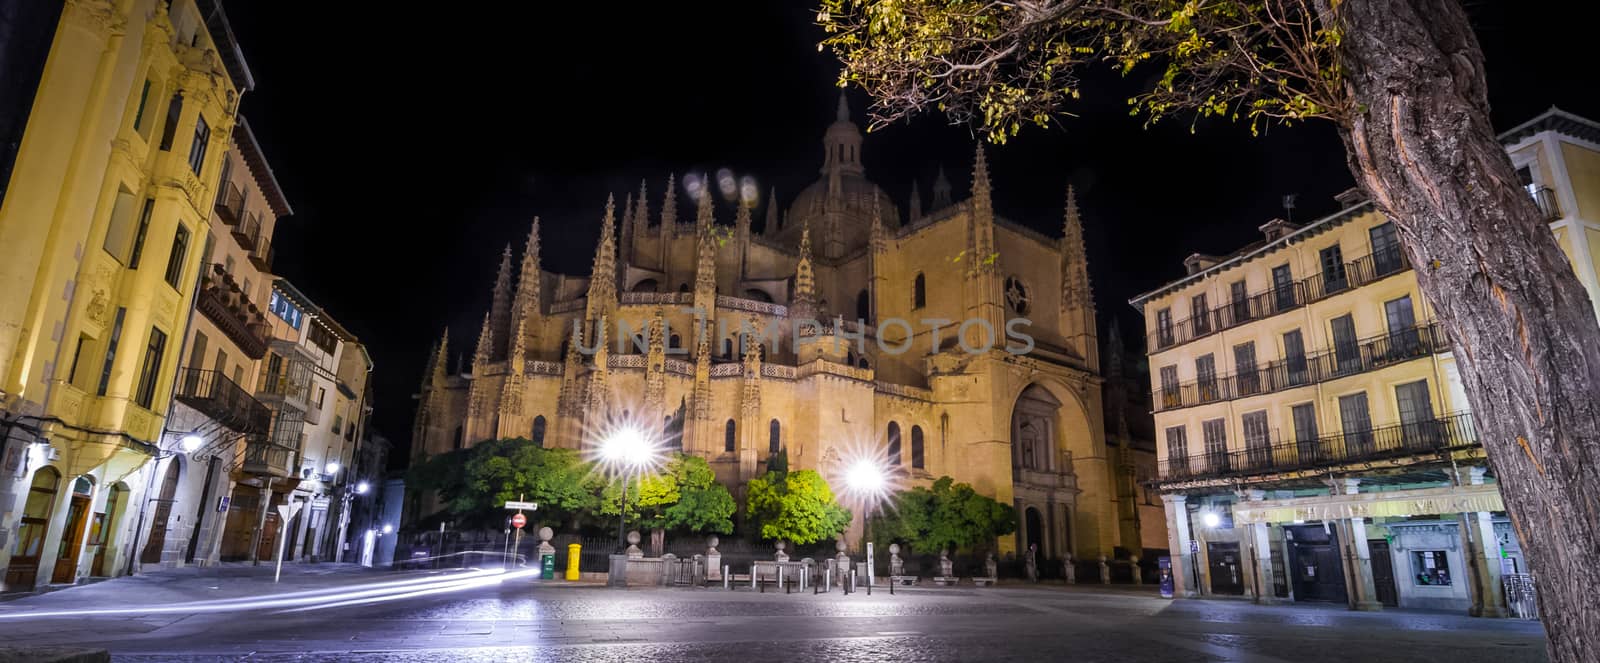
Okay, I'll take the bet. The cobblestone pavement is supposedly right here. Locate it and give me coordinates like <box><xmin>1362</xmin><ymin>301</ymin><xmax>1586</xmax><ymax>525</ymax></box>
<box><xmin>0</xmin><ymin>567</ymin><xmax>1548</xmax><ymax>662</ymax></box>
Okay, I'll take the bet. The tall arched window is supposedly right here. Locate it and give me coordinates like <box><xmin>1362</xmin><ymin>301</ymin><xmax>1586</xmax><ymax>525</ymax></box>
<box><xmin>722</xmin><ymin>338</ymin><xmax>734</xmax><ymax>358</ymax></box>
<box><xmin>453</xmin><ymin>425</ymin><xmax>464</xmax><ymax>450</ymax></box>
<box><xmin>531</xmin><ymin>415</ymin><xmax>547</xmax><ymax>446</ymax></box>
<box><xmin>886</xmin><ymin>421</ymin><xmax>902</xmax><ymax>466</ymax></box>
<box><xmin>669</xmin><ymin>334</ymin><xmax>681</xmax><ymax>350</ymax></box>
<box><xmin>769</xmin><ymin>419</ymin><xmax>781</xmax><ymax>453</ymax></box>
<box><xmin>856</xmin><ymin>289</ymin><xmax>870</xmax><ymax>323</ymax></box>
<box><xmin>913</xmin><ymin>273</ymin><xmax>927</xmax><ymax>309</ymax></box>
<box><xmin>911</xmin><ymin>425</ymin><xmax>925</xmax><ymax>469</ymax></box>
<box><xmin>724</xmin><ymin>419</ymin><xmax>737</xmax><ymax>452</ymax></box>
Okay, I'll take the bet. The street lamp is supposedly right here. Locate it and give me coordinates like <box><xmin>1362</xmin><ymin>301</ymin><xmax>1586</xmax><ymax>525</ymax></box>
<box><xmin>1201</xmin><ymin>511</ymin><xmax>1221</xmax><ymax>529</ymax></box>
<box><xmin>324</xmin><ymin>460</ymin><xmax>341</xmax><ymax>475</ymax></box>
<box><xmin>600</xmin><ymin>426</ymin><xmax>653</xmax><ymax>554</ymax></box>
<box><xmin>180</xmin><ymin>432</ymin><xmax>204</xmax><ymax>453</ymax></box>
<box><xmin>356</xmin><ymin>480</ymin><xmax>370</xmax><ymax>495</ymax></box>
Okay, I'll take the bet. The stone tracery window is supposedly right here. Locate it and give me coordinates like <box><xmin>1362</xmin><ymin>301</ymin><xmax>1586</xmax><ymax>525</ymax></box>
<box><xmin>1004</xmin><ymin>276</ymin><xmax>1030</xmax><ymax>316</ymax></box>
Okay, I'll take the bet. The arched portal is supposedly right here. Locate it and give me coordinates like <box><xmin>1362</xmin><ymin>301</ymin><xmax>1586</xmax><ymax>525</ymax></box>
<box><xmin>1011</xmin><ymin>384</ymin><xmax>1061</xmax><ymax>472</ymax></box>
<box><xmin>1025</xmin><ymin>507</ymin><xmax>1044</xmax><ymax>555</ymax></box>
<box><xmin>1007</xmin><ymin>379</ymin><xmax>1103</xmax><ymax>559</ymax></box>
<box><xmin>141</xmin><ymin>461</ymin><xmax>181</xmax><ymax>564</ymax></box>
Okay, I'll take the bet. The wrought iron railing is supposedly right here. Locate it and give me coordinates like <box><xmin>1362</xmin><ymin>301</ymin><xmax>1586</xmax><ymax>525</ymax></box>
<box><xmin>1155</xmin><ymin>322</ymin><xmax>1448</xmax><ymax>411</ymax></box>
<box><xmin>1529</xmin><ymin>186</ymin><xmax>1561</xmax><ymax>223</ymax></box>
<box><xmin>232</xmin><ymin>212</ymin><xmax>262</xmax><ymax>250</ymax></box>
<box><xmin>1148</xmin><ymin>246</ymin><xmax>1411</xmax><ymax>353</ymax></box>
<box><xmin>214</xmin><ymin>182</ymin><xmax>244</xmax><ymax>224</ymax></box>
<box><xmin>241</xmin><ymin>438</ymin><xmax>298</xmax><ymax>478</ymax></box>
<box><xmin>1159</xmin><ymin>413</ymin><xmax>1476</xmax><ymax>481</ymax></box>
<box><xmin>173</xmin><ymin>368</ymin><xmax>273</xmax><ymax>433</ymax></box>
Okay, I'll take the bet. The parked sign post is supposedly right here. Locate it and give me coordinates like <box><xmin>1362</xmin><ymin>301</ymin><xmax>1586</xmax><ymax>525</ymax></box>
<box><xmin>274</xmin><ymin>501</ymin><xmax>303</xmax><ymax>583</ymax></box>
<box><xmin>504</xmin><ymin>497</ymin><xmax>536</xmax><ymax>569</ymax></box>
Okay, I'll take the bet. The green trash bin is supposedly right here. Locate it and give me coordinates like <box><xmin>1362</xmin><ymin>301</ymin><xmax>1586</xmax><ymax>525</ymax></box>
<box><xmin>542</xmin><ymin>553</ymin><xmax>556</xmax><ymax>580</ymax></box>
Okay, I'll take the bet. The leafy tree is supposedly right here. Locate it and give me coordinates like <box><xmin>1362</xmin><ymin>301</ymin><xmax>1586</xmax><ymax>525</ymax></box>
<box><xmin>872</xmin><ymin>477</ymin><xmax>1017</xmax><ymax>555</ymax></box>
<box><xmin>599</xmin><ymin>454</ymin><xmax>736</xmax><ymax>535</ymax></box>
<box><xmin>745</xmin><ymin>469</ymin><xmax>852</xmax><ymax>545</ymax></box>
<box><xmin>821</xmin><ymin>2</ymin><xmax>1600</xmax><ymax>656</ymax></box>
<box><xmin>409</xmin><ymin>438</ymin><xmax>601</xmax><ymax>529</ymax></box>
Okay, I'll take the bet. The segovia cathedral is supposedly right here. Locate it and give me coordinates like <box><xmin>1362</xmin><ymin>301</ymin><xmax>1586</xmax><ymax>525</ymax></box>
<box><xmin>411</xmin><ymin>95</ymin><xmax>1159</xmax><ymax>560</ymax></box>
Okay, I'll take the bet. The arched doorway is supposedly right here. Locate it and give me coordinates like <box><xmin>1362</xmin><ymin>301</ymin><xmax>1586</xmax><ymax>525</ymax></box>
<box><xmin>6</xmin><ymin>467</ymin><xmax>60</xmax><ymax>588</ymax></box>
<box><xmin>94</xmin><ymin>483</ymin><xmax>129</xmax><ymax>576</ymax></box>
<box><xmin>1011</xmin><ymin>384</ymin><xmax>1062</xmax><ymax>472</ymax></box>
<box><xmin>140</xmin><ymin>461</ymin><xmax>181</xmax><ymax>565</ymax></box>
<box><xmin>1025</xmin><ymin>507</ymin><xmax>1044</xmax><ymax>557</ymax></box>
<box><xmin>52</xmin><ymin>475</ymin><xmax>95</xmax><ymax>583</ymax></box>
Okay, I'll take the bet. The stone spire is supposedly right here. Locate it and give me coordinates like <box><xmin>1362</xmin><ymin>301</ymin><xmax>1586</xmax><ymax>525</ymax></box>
<box><xmin>821</xmin><ymin>90</ymin><xmax>864</xmax><ymax>177</ymax></box>
<box><xmin>633</xmin><ymin>179</ymin><xmax>649</xmax><ymax>241</ymax></box>
<box><xmin>791</xmin><ymin>221</ymin><xmax>817</xmax><ymax>322</ymax></box>
<box><xmin>511</xmin><ymin>217</ymin><xmax>542</xmax><ymax>353</ymax></box>
<box><xmin>586</xmin><ymin>316</ymin><xmax>610</xmax><ymax>415</ymax></box>
<box><xmin>557</xmin><ymin>322</ymin><xmax>585</xmax><ymax>417</ymax></box>
<box><xmin>836</xmin><ymin>91</ymin><xmax>850</xmax><ymax>122</ymax></box>
<box><xmin>1105</xmin><ymin>316</ymin><xmax>1124</xmax><ymax>379</ymax></box>
<box><xmin>471</xmin><ymin>311</ymin><xmax>494</xmax><ymax>374</ymax></box>
<box><xmin>692</xmin><ymin>320</ymin><xmax>712</xmax><ymax>422</ymax></box>
<box><xmin>586</xmin><ymin>194</ymin><xmax>619</xmax><ymax>321</ymax></box>
<box><xmin>644</xmin><ymin>312</ymin><xmax>667</xmax><ymax>414</ymax></box>
<box><xmin>738</xmin><ymin>319</ymin><xmax>763</xmax><ymax>479</ymax></box>
<box><xmin>498</xmin><ymin>316</ymin><xmax>529</xmax><ymax>434</ymax></box>
<box><xmin>931</xmin><ymin>165</ymin><xmax>952</xmax><ymax>210</ymax></box>
<box><xmin>908</xmin><ymin>180</ymin><xmax>922</xmax><ymax>222</ymax></box>
<box><xmin>418</xmin><ymin>327</ymin><xmax>451</xmax><ymax>460</ymax></box>
<box><xmin>660</xmin><ymin>173</ymin><xmax>678</xmax><ymax>230</ymax></box>
<box><xmin>1061</xmin><ymin>183</ymin><xmax>1094</xmax><ymax>310</ymax></box>
<box><xmin>764</xmin><ymin>187</ymin><xmax>779</xmax><ymax>236</ymax></box>
<box><xmin>426</xmin><ymin>328</ymin><xmax>449</xmax><ymax>390</ymax></box>
<box><xmin>488</xmin><ymin>244</ymin><xmax>514</xmax><ymax>359</ymax></box>
<box><xmin>694</xmin><ymin>176</ymin><xmax>718</xmax><ymax>298</ymax></box>
<box><xmin>968</xmin><ymin>144</ymin><xmax>996</xmax><ymax>274</ymax></box>
<box><xmin>735</xmin><ymin>196</ymin><xmax>752</xmax><ymax>239</ymax></box>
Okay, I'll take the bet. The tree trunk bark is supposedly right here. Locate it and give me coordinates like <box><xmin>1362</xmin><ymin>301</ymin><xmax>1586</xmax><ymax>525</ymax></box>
<box><xmin>1331</xmin><ymin>1</ymin><xmax>1600</xmax><ymax>659</ymax></box>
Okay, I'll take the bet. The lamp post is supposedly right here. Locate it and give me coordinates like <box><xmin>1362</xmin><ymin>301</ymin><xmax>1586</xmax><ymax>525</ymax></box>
<box><xmin>844</xmin><ymin>457</ymin><xmax>889</xmax><ymax>585</ymax></box>
<box><xmin>600</xmin><ymin>426</ymin><xmax>652</xmax><ymax>554</ymax></box>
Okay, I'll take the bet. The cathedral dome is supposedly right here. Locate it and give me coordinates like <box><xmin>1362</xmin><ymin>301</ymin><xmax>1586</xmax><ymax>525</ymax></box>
<box><xmin>776</xmin><ymin>93</ymin><xmax>900</xmax><ymax>255</ymax></box>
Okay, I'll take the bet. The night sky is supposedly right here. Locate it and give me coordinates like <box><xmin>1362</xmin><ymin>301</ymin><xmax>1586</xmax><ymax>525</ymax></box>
<box><xmin>222</xmin><ymin>1</ymin><xmax>1600</xmax><ymax>467</ymax></box>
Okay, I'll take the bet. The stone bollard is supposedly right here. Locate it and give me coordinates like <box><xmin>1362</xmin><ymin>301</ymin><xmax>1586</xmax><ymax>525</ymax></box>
<box><xmin>626</xmin><ymin>530</ymin><xmax>644</xmax><ymax>559</ymax></box>
<box><xmin>939</xmin><ymin>548</ymin><xmax>954</xmax><ymax>577</ymax></box>
<box><xmin>835</xmin><ymin>538</ymin><xmax>851</xmax><ymax>587</ymax></box>
<box><xmin>706</xmin><ymin>535</ymin><xmax>722</xmax><ymax>581</ymax></box>
<box><xmin>889</xmin><ymin>543</ymin><xmax>904</xmax><ymax>577</ymax></box>
<box><xmin>661</xmin><ymin>553</ymin><xmax>678</xmax><ymax>586</ymax></box>
<box><xmin>537</xmin><ymin>527</ymin><xmax>556</xmax><ymax>579</ymax></box>
<box><xmin>985</xmin><ymin>552</ymin><xmax>998</xmax><ymax>580</ymax></box>
<box><xmin>1131</xmin><ymin>555</ymin><xmax>1143</xmax><ymax>585</ymax></box>
<box><xmin>775</xmin><ymin>540</ymin><xmax>789</xmax><ymax>562</ymax></box>
<box><xmin>1098</xmin><ymin>555</ymin><xmax>1111</xmax><ymax>585</ymax></box>
<box><xmin>1063</xmin><ymin>553</ymin><xmax>1076</xmax><ymax>584</ymax></box>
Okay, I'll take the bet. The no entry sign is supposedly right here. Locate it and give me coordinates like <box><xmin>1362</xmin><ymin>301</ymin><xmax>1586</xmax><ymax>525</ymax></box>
<box><xmin>510</xmin><ymin>513</ymin><xmax>527</xmax><ymax>529</ymax></box>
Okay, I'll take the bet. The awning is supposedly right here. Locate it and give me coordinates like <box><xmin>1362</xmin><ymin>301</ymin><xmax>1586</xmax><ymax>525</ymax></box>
<box><xmin>1232</xmin><ymin>483</ymin><xmax>1503</xmax><ymax>525</ymax></box>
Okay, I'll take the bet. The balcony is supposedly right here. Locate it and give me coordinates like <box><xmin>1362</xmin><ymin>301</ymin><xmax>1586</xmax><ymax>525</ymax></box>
<box><xmin>241</xmin><ymin>437</ymin><xmax>298</xmax><ymax>478</ymax></box>
<box><xmin>1530</xmin><ymin>186</ymin><xmax>1561</xmax><ymax>223</ymax></box>
<box><xmin>214</xmin><ymin>182</ymin><xmax>244</xmax><ymax>225</ymax></box>
<box><xmin>232</xmin><ymin>212</ymin><xmax>261</xmax><ymax>250</ymax></box>
<box><xmin>1158</xmin><ymin>413</ymin><xmax>1477</xmax><ymax>482</ymax></box>
<box><xmin>196</xmin><ymin>264</ymin><xmax>270</xmax><ymax>359</ymax></box>
<box><xmin>1149</xmin><ymin>245</ymin><xmax>1412</xmax><ymax>353</ymax></box>
<box><xmin>248</xmin><ymin>238</ymin><xmax>272</xmax><ymax>271</ymax></box>
<box><xmin>1155</xmin><ymin>322</ymin><xmax>1449</xmax><ymax>412</ymax></box>
<box><xmin>172</xmin><ymin>368</ymin><xmax>273</xmax><ymax>433</ymax></box>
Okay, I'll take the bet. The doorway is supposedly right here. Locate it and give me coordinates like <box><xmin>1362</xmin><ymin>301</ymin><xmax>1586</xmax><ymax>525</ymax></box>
<box><xmin>93</xmin><ymin>483</ymin><xmax>128</xmax><ymax>576</ymax></box>
<box><xmin>1206</xmin><ymin>541</ymin><xmax>1245</xmax><ymax>595</ymax></box>
<box><xmin>51</xmin><ymin>476</ymin><xmax>94</xmax><ymax>584</ymax></box>
<box><xmin>1024</xmin><ymin>507</ymin><xmax>1044</xmax><ymax>558</ymax></box>
<box><xmin>6</xmin><ymin>467</ymin><xmax>60</xmax><ymax>588</ymax></box>
<box><xmin>1369</xmin><ymin>539</ymin><xmax>1400</xmax><ymax>607</ymax></box>
<box><xmin>140</xmin><ymin>461</ymin><xmax>181</xmax><ymax>565</ymax></box>
<box><xmin>1286</xmin><ymin>523</ymin><xmax>1348</xmax><ymax>603</ymax></box>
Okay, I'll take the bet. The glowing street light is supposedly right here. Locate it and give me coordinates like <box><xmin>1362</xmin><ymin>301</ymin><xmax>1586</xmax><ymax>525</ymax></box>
<box><xmin>845</xmin><ymin>458</ymin><xmax>888</xmax><ymax>497</ymax></box>
<box><xmin>355</xmin><ymin>480</ymin><xmax>371</xmax><ymax>495</ymax></box>
<box><xmin>1201</xmin><ymin>511</ymin><xmax>1221</xmax><ymax>529</ymax></box>
<box><xmin>324</xmin><ymin>460</ymin><xmax>341</xmax><ymax>475</ymax></box>
<box><xmin>180</xmin><ymin>432</ymin><xmax>204</xmax><ymax>453</ymax></box>
<box><xmin>601</xmin><ymin>426</ymin><xmax>655</xmax><ymax>553</ymax></box>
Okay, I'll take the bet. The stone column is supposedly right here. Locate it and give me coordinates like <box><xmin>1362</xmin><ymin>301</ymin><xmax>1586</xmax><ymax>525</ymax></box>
<box><xmin>705</xmin><ymin>535</ymin><xmax>721</xmax><ymax>581</ymax></box>
<box><xmin>1161</xmin><ymin>494</ymin><xmax>1196</xmax><ymax>598</ymax></box>
<box><xmin>1333</xmin><ymin>479</ymin><xmax>1382</xmax><ymax>611</ymax></box>
<box><xmin>1455</xmin><ymin>467</ymin><xmax>1507</xmax><ymax>617</ymax></box>
<box><xmin>1240</xmin><ymin>489</ymin><xmax>1279</xmax><ymax>604</ymax></box>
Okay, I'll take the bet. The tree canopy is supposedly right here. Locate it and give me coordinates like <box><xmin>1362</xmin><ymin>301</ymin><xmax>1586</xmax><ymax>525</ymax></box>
<box><xmin>409</xmin><ymin>438</ymin><xmax>601</xmax><ymax>528</ymax></box>
<box><xmin>599</xmin><ymin>454</ymin><xmax>736</xmax><ymax>535</ymax></box>
<box><xmin>745</xmin><ymin>468</ymin><xmax>852</xmax><ymax>545</ymax></box>
<box><xmin>872</xmin><ymin>476</ymin><xmax>1017</xmax><ymax>554</ymax></box>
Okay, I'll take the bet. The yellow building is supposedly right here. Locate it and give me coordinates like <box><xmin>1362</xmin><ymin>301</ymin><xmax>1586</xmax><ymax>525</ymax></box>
<box><xmin>413</xmin><ymin>95</ymin><xmax>1163</xmax><ymax>563</ymax></box>
<box><xmin>1129</xmin><ymin>108</ymin><xmax>1600</xmax><ymax>616</ymax></box>
<box><xmin>0</xmin><ymin>0</ymin><xmax>248</xmax><ymax>589</ymax></box>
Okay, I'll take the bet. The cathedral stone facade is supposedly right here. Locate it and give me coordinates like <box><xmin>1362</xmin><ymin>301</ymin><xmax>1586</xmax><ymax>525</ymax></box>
<box><xmin>412</xmin><ymin>96</ymin><xmax>1139</xmax><ymax>559</ymax></box>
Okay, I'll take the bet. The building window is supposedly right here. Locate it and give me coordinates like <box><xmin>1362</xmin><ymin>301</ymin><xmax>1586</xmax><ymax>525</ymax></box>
<box><xmin>132</xmin><ymin>79</ymin><xmax>154</xmax><ymax>136</ymax></box>
<box><xmin>187</xmin><ymin>114</ymin><xmax>210</xmax><ymax>174</ymax></box>
<box><xmin>1155</xmin><ymin>308</ymin><xmax>1174</xmax><ymax>347</ymax></box>
<box><xmin>162</xmin><ymin>224</ymin><xmax>190</xmax><ymax>288</ymax></box>
<box><xmin>133</xmin><ymin>327</ymin><xmax>168</xmax><ymax>409</ymax></box>
<box><xmin>67</xmin><ymin>335</ymin><xmax>90</xmax><ymax>390</ymax></box>
<box><xmin>768</xmin><ymin>419</ymin><xmax>781</xmax><ymax>454</ymax></box>
<box><xmin>1338</xmin><ymin>391</ymin><xmax>1373</xmax><ymax>454</ymax></box>
<box><xmin>1283</xmin><ymin>329</ymin><xmax>1308</xmax><ymax>385</ymax></box>
<box><xmin>1201</xmin><ymin>418</ymin><xmax>1228</xmax><ymax>472</ymax></box>
<box><xmin>1159</xmin><ymin>365</ymin><xmax>1179</xmax><ymax>408</ymax></box>
<box><xmin>268</xmin><ymin>290</ymin><xmax>304</xmax><ymax>329</ymax></box>
<box><xmin>102</xmin><ymin>188</ymin><xmax>140</xmax><ymax>264</ymax></box>
<box><xmin>1165</xmin><ymin>426</ymin><xmax>1189</xmax><ymax>473</ymax></box>
<box><xmin>1384</xmin><ymin>295</ymin><xmax>1420</xmax><ymax>353</ymax></box>
<box><xmin>453</xmin><ymin>425</ymin><xmax>464</xmax><ymax>450</ymax></box>
<box><xmin>1234</xmin><ymin>341</ymin><xmax>1259</xmax><ymax>395</ymax></box>
<box><xmin>1411</xmin><ymin>550</ymin><xmax>1452</xmax><ymax>586</ymax></box>
<box><xmin>158</xmin><ymin>93</ymin><xmax>183</xmax><ymax>151</ymax></box>
<box><xmin>1395</xmin><ymin>380</ymin><xmax>1437</xmax><ymax>447</ymax></box>
<box><xmin>1229</xmin><ymin>280</ymin><xmax>1249</xmax><ymax>322</ymax></box>
<box><xmin>1190</xmin><ymin>293</ymin><xmax>1210</xmax><ymax>335</ymax></box>
<box><xmin>1319</xmin><ymin>244</ymin><xmax>1347</xmax><ymax>293</ymax></box>
<box><xmin>521</xmin><ymin>415</ymin><xmax>543</xmax><ymax>446</ymax></box>
<box><xmin>910</xmin><ymin>425</ymin><xmax>925</xmax><ymax>469</ymax></box>
<box><xmin>1272</xmin><ymin>264</ymin><xmax>1295</xmax><ymax>311</ymax></box>
<box><xmin>724</xmin><ymin>419</ymin><xmax>736</xmax><ymax>453</ymax></box>
<box><xmin>886</xmin><ymin>421</ymin><xmax>902</xmax><ymax>466</ymax></box>
<box><xmin>1003</xmin><ymin>276</ymin><xmax>1030</xmax><ymax>316</ymax></box>
<box><xmin>1291</xmin><ymin>403</ymin><xmax>1319</xmax><ymax>461</ymax></box>
<box><xmin>97</xmin><ymin>308</ymin><xmax>127</xmax><ymax>396</ymax></box>
<box><xmin>913</xmin><ymin>273</ymin><xmax>926</xmax><ymax>309</ymax></box>
<box><xmin>1195</xmin><ymin>354</ymin><xmax>1217</xmax><ymax>401</ymax></box>
<box><xmin>1242</xmin><ymin>410</ymin><xmax>1270</xmax><ymax>467</ymax></box>
<box><xmin>856</xmin><ymin>289</ymin><xmax>870</xmax><ymax>323</ymax></box>
<box><xmin>126</xmin><ymin>198</ymin><xmax>156</xmax><ymax>269</ymax></box>
<box><xmin>1330</xmin><ymin>314</ymin><xmax>1358</xmax><ymax>372</ymax></box>
<box><xmin>1370</xmin><ymin>222</ymin><xmax>1403</xmax><ymax>273</ymax></box>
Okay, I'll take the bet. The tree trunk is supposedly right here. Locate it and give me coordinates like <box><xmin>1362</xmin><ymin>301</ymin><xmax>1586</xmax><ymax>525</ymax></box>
<box><xmin>1331</xmin><ymin>1</ymin><xmax>1600</xmax><ymax>659</ymax></box>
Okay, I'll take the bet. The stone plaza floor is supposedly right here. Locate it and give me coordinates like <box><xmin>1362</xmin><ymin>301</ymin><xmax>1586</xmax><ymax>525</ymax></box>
<box><xmin>0</xmin><ymin>564</ymin><xmax>1549</xmax><ymax>661</ymax></box>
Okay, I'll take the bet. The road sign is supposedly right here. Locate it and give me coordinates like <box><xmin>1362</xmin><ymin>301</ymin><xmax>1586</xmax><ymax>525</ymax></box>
<box><xmin>511</xmin><ymin>513</ymin><xmax>527</xmax><ymax>529</ymax></box>
<box><xmin>504</xmin><ymin>501</ymin><xmax>538</xmax><ymax>511</ymax></box>
<box><xmin>274</xmin><ymin>501</ymin><xmax>304</xmax><ymax>583</ymax></box>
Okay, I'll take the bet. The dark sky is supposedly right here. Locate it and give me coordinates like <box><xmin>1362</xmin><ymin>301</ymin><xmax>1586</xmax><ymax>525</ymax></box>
<box><xmin>222</xmin><ymin>1</ymin><xmax>1600</xmax><ymax>467</ymax></box>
